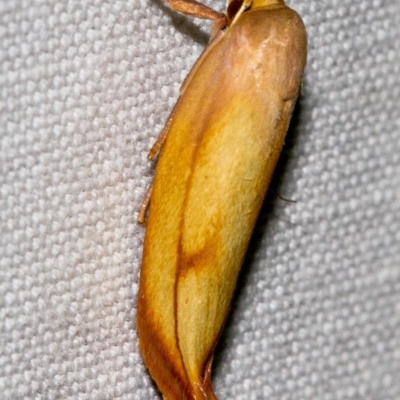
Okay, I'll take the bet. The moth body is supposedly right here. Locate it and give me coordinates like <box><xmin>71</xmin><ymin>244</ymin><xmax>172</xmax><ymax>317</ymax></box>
<box><xmin>137</xmin><ymin>1</ymin><xmax>307</xmax><ymax>398</ymax></box>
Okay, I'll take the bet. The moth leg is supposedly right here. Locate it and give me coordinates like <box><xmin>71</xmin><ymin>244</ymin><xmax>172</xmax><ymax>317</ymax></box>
<box><xmin>148</xmin><ymin>104</ymin><xmax>177</xmax><ymax>160</ymax></box>
<box><xmin>164</xmin><ymin>0</ymin><xmax>224</xmax><ymax>21</ymax></box>
<box><xmin>231</xmin><ymin>0</ymin><xmax>253</xmax><ymax>25</ymax></box>
<box><xmin>272</xmin><ymin>189</ymin><xmax>297</xmax><ymax>203</ymax></box>
<box><xmin>138</xmin><ymin>183</ymin><xmax>153</xmax><ymax>225</ymax></box>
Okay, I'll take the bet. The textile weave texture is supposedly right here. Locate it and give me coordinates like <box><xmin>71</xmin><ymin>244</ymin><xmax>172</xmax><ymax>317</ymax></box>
<box><xmin>1</xmin><ymin>0</ymin><xmax>400</xmax><ymax>399</ymax></box>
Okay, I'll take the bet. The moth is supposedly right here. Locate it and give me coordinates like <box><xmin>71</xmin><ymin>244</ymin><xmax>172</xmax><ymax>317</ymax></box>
<box><xmin>137</xmin><ymin>0</ymin><xmax>307</xmax><ymax>398</ymax></box>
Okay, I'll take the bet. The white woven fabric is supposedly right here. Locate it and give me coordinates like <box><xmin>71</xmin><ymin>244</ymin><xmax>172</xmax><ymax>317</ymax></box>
<box><xmin>1</xmin><ymin>0</ymin><xmax>400</xmax><ymax>399</ymax></box>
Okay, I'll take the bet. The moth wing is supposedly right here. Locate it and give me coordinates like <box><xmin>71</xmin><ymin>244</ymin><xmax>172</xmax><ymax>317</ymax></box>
<box><xmin>137</xmin><ymin>6</ymin><xmax>307</xmax><ymax>398</ymax></box>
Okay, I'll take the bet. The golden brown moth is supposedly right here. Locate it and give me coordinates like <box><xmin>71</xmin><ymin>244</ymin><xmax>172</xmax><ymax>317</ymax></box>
<box><xmin>137</xmin><ymin>0</ymin><xmax>307</xmax><ymax>399</ymax></box>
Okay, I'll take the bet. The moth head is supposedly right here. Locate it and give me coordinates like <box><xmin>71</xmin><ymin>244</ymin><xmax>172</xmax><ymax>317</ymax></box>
<box><xmin>227</xmin><ymin>0</ymin><xmax>285</xmax><ymax>23</ymax></box>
